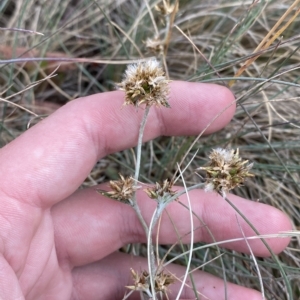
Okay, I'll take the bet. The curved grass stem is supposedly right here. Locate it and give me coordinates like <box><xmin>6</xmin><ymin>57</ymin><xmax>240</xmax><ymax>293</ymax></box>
<box><xmin>147</xmin><ymin>202</ymin><xmax>167</xmax><ymax>300</ymax></box>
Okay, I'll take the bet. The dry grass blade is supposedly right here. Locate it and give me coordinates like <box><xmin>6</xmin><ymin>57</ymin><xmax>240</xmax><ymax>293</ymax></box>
<box><xmin>0</xmin><ymin>27</ymin><xmax>44</xmax><ymax>35</ymax></box>
<box><xmin>229</xmin><ymin>0</ymin><xmax>300</xmax><ymax>86</ymax></box>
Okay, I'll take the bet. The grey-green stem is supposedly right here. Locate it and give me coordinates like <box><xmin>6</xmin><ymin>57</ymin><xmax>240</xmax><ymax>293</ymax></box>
<box><xmin>131</xmin><ymin>106</ymin><xmax>151</xmax><ymax>235</ymax></box>
<box><xmin>147</xmin><ymin>202</ymin><xmax>167</xmax><ymax>300</ymax></box>
<box><xmin>134</xmin><ymin>106</ymin><xmax>151</xmax><ymax>184</ymax></box>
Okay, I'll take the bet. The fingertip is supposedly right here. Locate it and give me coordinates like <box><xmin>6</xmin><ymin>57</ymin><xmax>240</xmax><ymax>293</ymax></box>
<box><xmin>219</xmin><ymin>195</ymin><xmax>292</xmax><ymax>257</ymax></box>
<box><xmin>169</xmin><ymin>81</ymin><xmax>236</xmax><ymax>135</ymax></box>
<box><xmin>159</xmin><ymin>190</ymin><xmax>292</xmax><ymax>257</ymax></box>
<box><xmin>262</xmin><ymin>204</ymin><xmax>292</xmax><ymax>255</ymax></box>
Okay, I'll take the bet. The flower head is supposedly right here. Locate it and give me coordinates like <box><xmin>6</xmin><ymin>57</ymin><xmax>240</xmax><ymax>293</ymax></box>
<box><xmin>145</xmin><ymin>37</ymin><xmax>164</xmax><ymax>54</ymax></box>
<box><xmin>126</xmin><ymin>269</ymin><xmax>150</xmax><ymax>294</ymax></box>
<box><xmin>145</xmin><ymin>179</ymin><xmax>177</xmax><ymax>202</ymax></box>
<box><xmin>97</xmin><ymin>174</ymin><xmax>139</xmax><ymax>204</ymax></box>
<box><xmin>198</xmin><ymin>148</ymin><xmax>254</xmax><ymax>197</ymax></box>
<box><xmin>126</xmin><ymin>268</ymin><xmax>175</xmax><ymax>296</ymax></box>
<box><xmin>154</xmin><ymin>271</ymin><xmax>175</xmax><ymax>294</ymax></box>
<box><xmin>118</xmin><ymin>59</ymin><xmax>170</xmax><ymax>108</ymax></box>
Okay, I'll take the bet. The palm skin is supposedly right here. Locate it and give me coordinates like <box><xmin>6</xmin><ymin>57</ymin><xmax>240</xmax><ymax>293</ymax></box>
<box><xmin>0</xmin><ymin>81</ymin><xmax>291</xmax><ymax>299</ymax></box>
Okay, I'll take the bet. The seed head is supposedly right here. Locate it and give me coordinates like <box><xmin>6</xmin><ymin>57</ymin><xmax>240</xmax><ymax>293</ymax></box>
<box><xmin>198</xmin><ymin>148</ymin><xmax>254</xmax><ymax>197</ymax></box>
<box><xmin>154</xmin><ymin>271</ymin><xmax>175</xmax><ymax>294</ymax></box>
<box><xmin>118</xmin><ymin>59</ymin><xmax>170</xmax><ymax>108</ymax></box>
<box><xmin>145</xmin><ymin>179</ymin><xmax>177</xmax><ymax>202</ymax></box>
<box><xmin>126</xmin><ymin>269</ymin><xmax>150</xmax><ymax>294</ymax></box>
<box><xmin>145</xmin><ymin>37</ymin><xmax>164</xmax><ymax>54</ymax></box>
<box><xmin>97</xmin><ymin>174</ymin><xmax>138</xmax><ymax>204</ymax></box>
<box><xmin>126</xmin><ymin>268</ymin><xmax>175</xmax><ymax>296</ymax></box>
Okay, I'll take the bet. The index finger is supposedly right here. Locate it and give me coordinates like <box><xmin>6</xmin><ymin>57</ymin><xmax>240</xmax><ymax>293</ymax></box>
<box><xmin>0</xmin><ymin>81</ymin><xmax>235</xmax><ymax>207</ymax></box>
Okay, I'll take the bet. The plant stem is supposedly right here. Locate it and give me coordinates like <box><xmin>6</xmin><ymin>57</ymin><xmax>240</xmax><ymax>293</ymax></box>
<box><xmin>131</xmin><ymin>106</ymin><xmax>151</xmax><ymax>235</ymax></box>
<box><xmin>134</xmin><ymin>106</ymin><xmax>151</xmax><ymax>184</ymax></box>
<box><xmin>131</xmin><ymin>201</ymin><xmax>149</xmax><ymax>236</ymax></box>
<box><xmin>175</xmin><ymin>167</ymin><xmax>195</xmax><ymax>300</ymax></box>
<box><xmin>147</xmin><ymin>202</ymin><xmax>167</xmax><ymax>300</ymax></box>
<box><xmin>168</xmin><ymin>182</ymin><xmax>205</xmax><ymax>203</ymax></box>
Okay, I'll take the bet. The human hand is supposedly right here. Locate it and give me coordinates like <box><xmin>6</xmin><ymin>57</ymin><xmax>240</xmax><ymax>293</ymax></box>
<box><xmin>0</xmin><ymin>81</ymin><xmax>291</xmax><ymax>299</ymax></box>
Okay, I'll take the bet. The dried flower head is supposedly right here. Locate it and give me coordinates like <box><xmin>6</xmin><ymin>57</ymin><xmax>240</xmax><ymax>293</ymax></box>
<box><xmin>145</xmin><ymin>179</ymin><xmax>177</xmax><ymax>202</ymax></box>
<box><xmin>145</xmin><ymin>37</ymin><xmax>164</xmax><ymax>54</ymax></box>
<box><xmin>126</xmin><ymin>269</ymin><xmax>175</xmax><ymax>296</ymax></box>
<box><xmin>198</xmin><ymin>148</ymin><xmax>254</xmax><ymax>197</ymax></box>
<box><xmin>154</xmin><ymin>271</ymin><xmax>175</xmax><ymax>294</ymax></box>
<box><xmin>97</xmin><ymin>174</ymin><xmax>138</xmax><ymax>204</ymax></box>
<box><xmin>118</xmin><ymin>59</ymin><xmax>170</xmax><ymax>108</ymax></box>
<box><xmin>126</xmin><ymin>269</ymin><xmax>151</xmax><ymax>295</ymax></box>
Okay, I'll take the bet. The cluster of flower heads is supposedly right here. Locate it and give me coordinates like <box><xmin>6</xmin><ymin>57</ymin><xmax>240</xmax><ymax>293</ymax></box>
<box><xmin>100</xmin><ymin>148</ymin><xmax>254</xmax><ymax>202</ymax></box>
<box><xmin>117</xmin><ymin>59</ymin><xmax>170</xmax><ymax>108</ymax></box>
<box><xmin>199</xmin><ymin>148</ymin><xmax>254</xmax><ymax>198</ymax></box>
<box><xmin>99</xmin><ymin>175</ymin><xmax>177</xmax><ymax>205</ymax></box>
<box><xmin>126</xmin><ymin>268</ymin><xmax>175</xmax><ymax>297</ymax></box>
